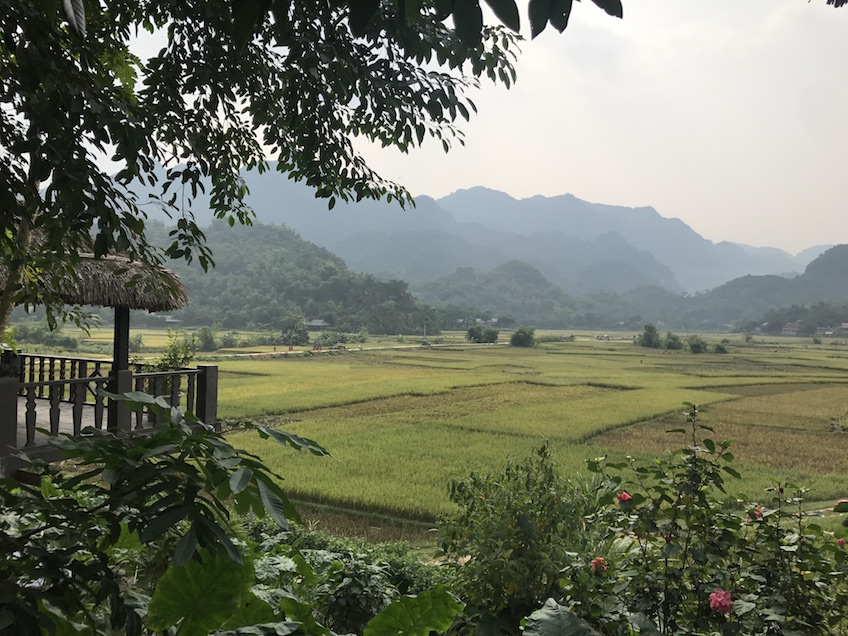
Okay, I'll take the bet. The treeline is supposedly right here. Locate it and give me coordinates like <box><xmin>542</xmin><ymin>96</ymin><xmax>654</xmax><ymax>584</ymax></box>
<box><xmin>738</xmin><ymin>300</ymin><xmax>848</xmax><ymax>336</ymax></box>
<box><xmin>141</xmin><ymin>221</ymin><xmax>442</xmax><ymax>335</ymax></box>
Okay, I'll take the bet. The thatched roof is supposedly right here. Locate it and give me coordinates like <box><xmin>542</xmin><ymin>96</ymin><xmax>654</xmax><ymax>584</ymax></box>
<box><xmin>53</xmin><ymin>254</ymin><xmax>188</xmax><ymax>311</ymax></box>
<box><xmin>15</xmin><ymin>254</ymin><xmax>188</xmax><ymax>312</ymax></box>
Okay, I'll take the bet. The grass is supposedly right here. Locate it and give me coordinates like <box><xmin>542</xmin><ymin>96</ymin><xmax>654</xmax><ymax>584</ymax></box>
<box><xmin>221</xmin><ymin>335</ymin><xmax>848</xmax><ymax>523</ymax></box>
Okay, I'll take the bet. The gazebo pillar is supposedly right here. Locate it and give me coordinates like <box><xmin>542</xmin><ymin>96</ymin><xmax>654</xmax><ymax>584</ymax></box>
<box><xmin>112</xmin><ymin>306</ymin><xmax>130</xmax><ymax>373</ymax></box>
<box><xmin>107</xmin><ymin>306</ymin><xmax>132</xmax><ymax>431</ymax></box>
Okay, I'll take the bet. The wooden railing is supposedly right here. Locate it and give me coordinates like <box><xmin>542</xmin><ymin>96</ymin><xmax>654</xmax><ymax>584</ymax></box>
<box><xmin>0</xmin><ymin>353</ymin><xmax>218</xmax><ymax>476</ymax></box>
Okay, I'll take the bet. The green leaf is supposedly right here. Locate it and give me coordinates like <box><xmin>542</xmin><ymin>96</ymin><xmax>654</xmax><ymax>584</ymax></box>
<box><xmin>703</xmin><ymin>438</ymin><xmax>715</xmax><ymax>453</ymax></box>
<box><xmin>364</xmin><ymin>585</ymin><xmax>463</xmax><ymax>636</ymax></box>
<box><xmin>279</xmin><ymin>595</ymin><xmax>329</xmax><ymax>635</ymax></box>
<box><xmin>589</xmin><ymin>0</ymin><xmax>622</xmax><ymax>18</ymax></box>
<box><xmin>139</xmin><ymin>505</ymin><xmax>189</xmax><ymax>543</ymax></box>
<box><xmin>147</xmin><ymin>549</ymin><xmax>255</xmax><ymax>635</ymax></box>
<box><xmin>523</xmin><ymin>599</ymin><xmax>602</xmax><ymax>635</ymax></box>
<box><xmin>483</xmin><ymin>0</ymin><xmax>520</xmax><ymax>32</ymax></box>
<box><xmin>834</xmin><ymin>500</ymin><xmax>848</xmax><ymax>513</ymax></box>
<box><xmin>723</xmin><ymin>466</ymin><xmax>742</xmax><ymax>479</ymax></box>
<box><xmin>547</xmin><ymin>0</ymin><xmax>572</xmax><ymax>32</ymax></box>
<box><xmin>452</xmin><ymin>0</ymin><xmax>484</xmax><ymax>47</ymax></box>
<box><xmin>258</xmin><ymin>426</ymin><xmax>331</xmax><ymax>457</ymax></box>
<box><xmin>258</xmin><ymin>479</ymin><xmax>290</xmax><ymax>529</ymax></box>
<box><xmin>528</xmin><ymin>0</ymin><xmax>551</xmax><ymax>39</ymax></box>
<box><xmin>174</xmin><ymin>524</ymin><xmax>199</xmax><ymax>566</ymax></box>
<box><xmin>221</xmin><ymin>592</ymin><xmax>279</xmax><ymax>629</ymax></box>
<box><xmin>230</xmin><ymin>467</ymin><xmax>254</xmax><ymax>495</ymax></box>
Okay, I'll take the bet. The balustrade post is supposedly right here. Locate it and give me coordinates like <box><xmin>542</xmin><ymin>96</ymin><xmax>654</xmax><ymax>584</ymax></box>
<box><xmin>0</xmin><ymin>376</ymin><xmax>21</xmax><ymax>477</ymax></box>
<box><xmin>107</xmin><ymin>369</ymin><xmax>133</xmax><ymax>433</ymax></box>
<box><xmin>195</xmin><ymin>365</ymin><xmax>219</xmax><ymax>431</ymax></box>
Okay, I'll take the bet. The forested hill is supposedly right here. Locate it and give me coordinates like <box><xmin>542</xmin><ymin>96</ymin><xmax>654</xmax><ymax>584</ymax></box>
<box><xmin>142</xmin><ymin>221</ymin><xmax>437</xmax><ymax>334</ymax></box>
<box><xmin>412</xmin><ymin>261</ymin><xmax>592</xmax><ymax>328</ymax></box>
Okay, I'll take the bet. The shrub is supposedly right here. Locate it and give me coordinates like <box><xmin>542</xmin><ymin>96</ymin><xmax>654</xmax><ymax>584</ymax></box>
<box><xmin>714</xmin><ymin>343</ymin><xmax>728</xmax><ymax>353</ymax></box>
<box><xmin>128</xmin><ymin>333</ymin><xmax>144</xmax><ymax>353</ymax></box>
<box><xmin>482</xmin><ymin>327</ymin><xmax>499</xmax><ymax>343</ymax></box>
<box><xmin>466</xmin><ymin>325</ymin><xmax>483</xmax><ymax>343</ymax></box>
<box><xmin>196</xmin><ymin>326</ymin><xmax>218</xmax><ymax>351</ymax></box>
<box><xmin>636</xmin><ymin>324</ymin><xmax>662</xmax><ymax>348</ymax></box>
<box><xmin>510</xmin><ymin>326</ymin><xmax>535</xmax><ymax>347</ymax></box>
<box><xmin>665</xmin><ymin>331</ymin><xmax>683</xmax><ymax>350</ymax></box>
<box><xmin>688</xmin><ymin>335</ymin><xmax>708</xmax><ymax>353</ymax></box>
<box><xmin>439</xmin><ymin>444</ymin><xmax>613</xmax><ymax>628</ymax></box>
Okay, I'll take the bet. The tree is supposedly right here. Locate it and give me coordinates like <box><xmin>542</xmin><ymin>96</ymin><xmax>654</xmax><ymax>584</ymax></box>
<box><xmin>196</xmin><ymin>326</ymin><xmax>218</xmax><ymax>352</ymax></box>
<box><xmin>1</xmin><ymin>0</ymin><xmax>625</xmax><ymax>332</ymax></box>
<box><xmin>482</xmin><ymin>327</ymin><xmax>499</xmax><ymax>343</ymax></box>
<box><xmin>510</xmin><ymin>326</ymin><xmax>535</xmax><ymax>347</ymax></box>
<box><xmin>665</xmin><ymin>331</ymin><xmax>683</xmax><ymax>350</ymax></box>
<box><xmin>636</xmin><ymin>324</ymin><xmax>662</xmax><ymax>349</ymax></box>
<box><xmin>281</xmin><ymin>314</ymin><xmax>309</xmax><ymax>348</ymax></box>
<box><xmin>466</xmin><ymin>325</ymin><xmax>484</xmax><ymax>343</ymax></box>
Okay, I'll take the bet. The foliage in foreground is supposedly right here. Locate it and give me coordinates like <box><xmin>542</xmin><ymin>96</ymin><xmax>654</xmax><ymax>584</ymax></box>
<box><xmin>0</xmin><ymin>395</ymin><xmax>459</xmax><ymax>635</ymax></box>
<box><xmin>439</xmin><ymin>405</ymin><xmax>848</xmax><ymax>635</ymax></box>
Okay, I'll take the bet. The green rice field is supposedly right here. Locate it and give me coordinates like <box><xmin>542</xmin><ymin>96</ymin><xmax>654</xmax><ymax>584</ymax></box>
<box><xmin>212</xmin><ymin>334</ymin><xmax>848</xmax><ymax>522</ymax></box>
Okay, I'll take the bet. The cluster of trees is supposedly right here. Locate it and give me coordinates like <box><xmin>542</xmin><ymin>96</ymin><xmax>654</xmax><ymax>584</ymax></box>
<box><xmin>466</xmin><ymin>325</ymin><xmax>499</xmax><ymax>344</ymax></box>
<box><xmin>636</xmin><ymin>325</ymin><xmax>726</xmax><ymax>354</ymax></box>
<box><xmin>739</xmin><ymin>300</ymin><xmax>848</xmax><ymax>336</ymax></box>
<box><xmin>137</xmin><ymin>222</ymin><xmax>441</xmax><ymax>336</ymax></box>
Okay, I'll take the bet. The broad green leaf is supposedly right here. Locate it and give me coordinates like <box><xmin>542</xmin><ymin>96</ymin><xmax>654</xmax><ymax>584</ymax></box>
<box><xmin>547</xmin><ymin>0</ymin><xmax>572</xmax><ymax>32</ymax></box>
<box><xmin>258</xmin><ymin>479</ymin><xmax>290</xmax><ymax>529</ymax></box>
<box><xmin>230</xmin><ymin>466</ymin><xmax>254</xmax><ymax>494</ymax></box>
<box><xmin>279</xmin><ymin>595</ymin><xmax>329</xmax><ymax>635</ymax></box>
<box><xmin>174</xmin><ymin>524</ymin><xmax>199</xmax><ymax>566</ymax></box>
<box><xmin>452</xmin><ymin>0</ymin><xmax>484</xmax><ymax>47</ymax></box>
<box><xmin>528</xmin><ymin>0</ymin><xmax>551</xmax><ymax>39</ymax></box>
<box><xmin>138</xmin><ymin>505</ymin><xmax>189</xmax><ymax>543</ymax></box>
<box><xmin>147</xmin><ymin>549</ymin><xmax>254</xmax><ymax>635</ymax></box>
<box><xmin>523</xmin><ymin>599</ymin><xmax>602</xmax><ymax>636</ymax></box>
<box><xmin>483</xmin><ymin>0</ymin><xmax>520</xmax><ymax>32</ymax></box>
<box><xmin>221</xmin><ymin>592</ymin><xmax>279</xmax><ymax>629</ymax></box>
<box><xmin>364</xmin><ymin>585</ymin><xmax>463</xmax><ymax>636</ymax></box>
<box><xmin>834</xmin><ymin>500</ymin><xmax>848</xmax><ymax>513</ymax></box>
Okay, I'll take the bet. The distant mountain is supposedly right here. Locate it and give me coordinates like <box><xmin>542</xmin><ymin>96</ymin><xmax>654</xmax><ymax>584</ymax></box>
<box><xmin>129</xmin><ymin>164</ymin><xmax>817</xmax><ymax>298</ymax></box>
<box><xmin>436</xmin><ymin>187</ymin><xmax>804</xmax><ymax>292</ymax></box>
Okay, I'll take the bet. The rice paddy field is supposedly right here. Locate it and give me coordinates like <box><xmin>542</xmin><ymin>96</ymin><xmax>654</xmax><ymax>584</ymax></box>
<box><xmin>212</xmin><ymin>334</ymin><xmax>848</xmax><ymax>524</ymax></box>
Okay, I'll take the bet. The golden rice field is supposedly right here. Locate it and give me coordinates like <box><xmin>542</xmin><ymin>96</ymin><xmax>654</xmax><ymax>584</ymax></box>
<box><xmin>219</xmin><ymin>334</ymin><xmax>848</xmax><ymax>521</ymax></box>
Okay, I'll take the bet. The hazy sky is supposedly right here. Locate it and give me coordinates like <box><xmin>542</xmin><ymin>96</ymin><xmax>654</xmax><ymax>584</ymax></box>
<box><xmin>353</xmin><ymin>1</ymin><xmax>847</xmax><ymax>254</ymax></box>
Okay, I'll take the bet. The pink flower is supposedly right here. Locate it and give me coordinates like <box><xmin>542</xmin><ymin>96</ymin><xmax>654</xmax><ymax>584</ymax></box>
<box><xmin>590</xmin><ymin>557</ymin><xmax>608</xmax><ymax>572</ymax></box>
<box><xmin>709</xmin><ymin>590</ymin><xmax>733</xmax><ymax>614</ymax></box>
<box><xmin>617</xmin><ymin>492</ymin><xmax>632</xmax><ymax>505</ymax></box>
<box><xmin>838</xmin><ymin>538</ymin><xmax>845</xmax><ymax>548</ymax></box>
<box><xmin>747</xmin><ymin>504</ymin><xmax>762</xmax><ymax>521</ymax></box>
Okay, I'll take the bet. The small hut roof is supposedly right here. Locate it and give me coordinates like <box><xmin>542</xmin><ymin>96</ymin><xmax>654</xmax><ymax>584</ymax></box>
<box><xmin>52</xmin><ymin>254</ymin><xmax>188</xmax><ymax>312</ymax></box>
<box><xmin>9</xmin><ymin>254</ymin><xmax>188</xmax><ymax>312</ymax></box>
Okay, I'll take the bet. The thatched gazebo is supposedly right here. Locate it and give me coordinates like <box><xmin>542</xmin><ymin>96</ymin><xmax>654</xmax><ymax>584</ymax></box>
<box><xmin>40</xmin><ymin>253</ymin><xmax>188</xmax><ymax>369</ymax></box>
<box><xmin>8</xmin><ymin>254</ymin><xmax>188</xmax><ymax>428</ymax></box>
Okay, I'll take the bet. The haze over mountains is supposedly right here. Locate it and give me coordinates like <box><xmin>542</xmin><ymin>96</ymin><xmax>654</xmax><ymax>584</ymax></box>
<box><xmin>130</xmin><ymin>164</ymin><xmax>848</xmax><ymax>330</ymax></box>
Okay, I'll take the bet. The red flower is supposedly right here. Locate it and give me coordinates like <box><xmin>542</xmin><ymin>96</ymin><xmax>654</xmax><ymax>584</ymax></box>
<box><xmin>838</xmin><ymin>538</ymin><xmax>845</xmax><ymax>548</ymax></box>
<box><xmin>617</xmin><ymin>492</ymin><xmax>632</xmax><ymax>505</ymax></box>
<box><xmin>590</xmin><ymin>557</ymin><xmax>608</xmax><ymax>572</ymax></box>
<box><xmin>709</xmin><ymin>590</ymin><xmax>733</xmax><ymax>613</ymax></box>
<box><xmin>747</xmin><ymin>504</ymin><xmax>762</xmax><ymax>521</ymax></box>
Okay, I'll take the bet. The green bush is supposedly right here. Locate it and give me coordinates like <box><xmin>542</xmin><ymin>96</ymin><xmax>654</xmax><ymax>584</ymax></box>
<box><xmin>510</xmin><ymin>326</ymin><xmax>535</xmax><ymax>347</ymax></box>
<box><xmin>688</xmin><ymin>335</ymin><xmax>708</xmax><ymax>353</ymax></box>
<box><xmin>636</xmin><ymin>324</ymin><xmax>662</xmax><ymax>348</ymax></box>
<box><xmin>439</xmin><ymin>444</ymin><xmax>613</xmax><ymax>628</ymax></box>
<box><xmin>665</xmin><ymin>331</ymin><xmax>683</xmax><ymax>350</ymax></box>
